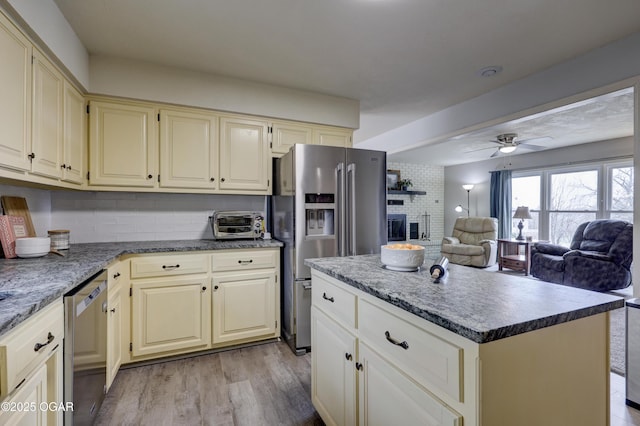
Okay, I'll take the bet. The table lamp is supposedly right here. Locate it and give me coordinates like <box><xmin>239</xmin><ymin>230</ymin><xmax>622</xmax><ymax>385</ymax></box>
<box><xmin>513</xmin><ymin>206</ymin><xmax>532</xmax><ymax>241</ymax></box>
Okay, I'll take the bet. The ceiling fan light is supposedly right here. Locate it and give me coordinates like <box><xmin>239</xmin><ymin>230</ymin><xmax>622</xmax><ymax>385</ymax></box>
<box><xmin>499</xmin><ymin>145</ymin><xmax>517</xmax><ymax>153</ymax></box>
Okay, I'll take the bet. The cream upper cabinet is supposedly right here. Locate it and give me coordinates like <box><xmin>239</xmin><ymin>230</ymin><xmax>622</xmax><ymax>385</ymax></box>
<box><xmin>219</xmin><ymin>116</ymin><xmax>270</xmax><ymax>192</ymax></box>
<box><xmin>314</xmin><ymin>126</ymin><xmax>353</xmax><ymax>148</ymax></box>
<box><xmin>61</xmin><ymin>82</ymin><xmax>85</xmax><ymax>184</ymax></box>
<box><xmin>159</xmin><ymin>108</ymin><xmax>218</xmax><ymax>189</ymax></box>
<box><xmin>270</xmin><ymin>121</ymin><xmax>313</xmax><ymax>156</ymax></box>
<box><xmin>89</xmin><ymin>99</ymin><xmax>157</xmax><ymax>187</ymax></box>
<box><xmin>0</xmin><ymin>12</ymin><xmax>32</xmax><ymax>172</ymax></box>
<box><xmin>31</xmin><ymin>49</ymin><xmax>64</xmax><ymax>179</ymax></box>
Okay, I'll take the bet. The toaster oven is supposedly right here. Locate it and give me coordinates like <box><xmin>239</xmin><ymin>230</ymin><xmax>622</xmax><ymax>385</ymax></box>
<box><xmin>210</xmin><ymin>211</ymin><xmax>264</xmax><ymax>239</ymax></box>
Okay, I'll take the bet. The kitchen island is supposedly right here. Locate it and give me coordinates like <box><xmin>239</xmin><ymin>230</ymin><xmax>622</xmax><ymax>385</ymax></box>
<box><xmin>306</xmin><ymin>254</ymin><xmax>623</xmax><ymax>426</ymax></box>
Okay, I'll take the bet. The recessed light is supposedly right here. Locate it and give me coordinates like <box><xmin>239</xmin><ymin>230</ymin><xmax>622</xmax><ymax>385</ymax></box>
<box><xmin>477</xmin><ymin>66</ymin><xmax>503</xmax><ymax>78</ymax></box>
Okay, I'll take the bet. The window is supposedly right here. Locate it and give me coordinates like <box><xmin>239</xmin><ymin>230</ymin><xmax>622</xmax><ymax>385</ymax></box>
<box><xmin>511</xmin><ymin>160</ymin><xmax>633</xmax><ymax>244</ymax></box>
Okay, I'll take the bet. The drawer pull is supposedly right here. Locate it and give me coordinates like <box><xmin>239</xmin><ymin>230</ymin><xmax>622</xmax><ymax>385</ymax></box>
<box><xmin>345</xmin><ymin>353</ymin><xmax>353</xmax><ymax>361</ymax></box>
<box><xmin>322</xmin><ymin>292</ymin><xmax>335</xmax><ymax>303</ymax></box>
<box><xmin>162</xmin><ymin>264</ymin><xmax>180</xmax><ymax>269</ymax></box>
<box><xmin>34</xmin><ymin>332</ymin><xmax>55</xmax><ymax>352</ymax></box>
<box><xmin>355</xmin><ymin>362</ymin><xmax>363</xmax><ymax>371</ymax></box>
<box><xmin>238</xmin><ymin>259</ymin><xmax>254</xmax><ymax>265</ymax></box>
<box><xmin>113</xmin><ymin>272</ymin><xmax>121</xmax><ymax>279</ymax></box>
<box><xmin>385</xmin><ymin>331</ymin><xmax>409</xmax><ymax>350</ymax></box>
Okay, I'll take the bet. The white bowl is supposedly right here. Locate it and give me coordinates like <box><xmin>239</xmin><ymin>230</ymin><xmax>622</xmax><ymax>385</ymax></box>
<box><xmin>381</xmin><ymin>244</ymin><xmax>425</xmax><ymax>272</ymax></box>
<box><xmin>15</xmin><ymin>237</ymin><xmax>50</xmax><ymax>249</ymax></box>
<box><xmin>16</xmin><ymin>251</ymin><xmax>49</xmax><ymax>258</ymax></box>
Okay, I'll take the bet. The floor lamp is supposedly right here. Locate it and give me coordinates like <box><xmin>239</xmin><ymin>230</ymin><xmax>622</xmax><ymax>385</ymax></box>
<box><xmin>455</xmin><ymin>184</ymin><xmax>474</xmax><ymax>216</ymax></box>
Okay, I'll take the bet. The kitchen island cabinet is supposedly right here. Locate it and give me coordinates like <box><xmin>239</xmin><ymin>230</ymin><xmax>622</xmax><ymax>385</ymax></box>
<box><xmin>307</xmin><ymin>254</ymin><xmax>623</xmax><ymax>426</ymax></box>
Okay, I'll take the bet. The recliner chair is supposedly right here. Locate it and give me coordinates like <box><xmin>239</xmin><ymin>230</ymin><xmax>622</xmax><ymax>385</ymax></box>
<box><xmin>441</xmin><ymin>217</ymin><xmax>498</xmax><ymax>267</ymax></box>
<box><xmin>530</xmin><ymin>219</ymin><xmax>632</xmax><ymax>292</ymax></box>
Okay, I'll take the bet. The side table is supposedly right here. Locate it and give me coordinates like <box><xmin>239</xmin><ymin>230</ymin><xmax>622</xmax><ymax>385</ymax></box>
<box><xmin>497</xmin><ymin>239</ymin><xmax>537</xmax><ymax>276</ymax></box>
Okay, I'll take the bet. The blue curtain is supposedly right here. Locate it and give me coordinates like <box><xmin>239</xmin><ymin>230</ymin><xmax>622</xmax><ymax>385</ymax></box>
<box><xmin>490</xmin><ymin>170</ymin><xmax>512</xmax><ymax>239</ymax></box>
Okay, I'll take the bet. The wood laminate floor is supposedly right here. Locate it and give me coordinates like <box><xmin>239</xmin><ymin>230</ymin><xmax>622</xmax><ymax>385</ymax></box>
<box><xmin>95</xmin><ymin>341</ymin><xmax>323</xmax><ymax>426</ymax></box>
<box><xmin>97</xmin><ymin>340</ymin><xmax>640</xmax><ymax>426</ymax></box>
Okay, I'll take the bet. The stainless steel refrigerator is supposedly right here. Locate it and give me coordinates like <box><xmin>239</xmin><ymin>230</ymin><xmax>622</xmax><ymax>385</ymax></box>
<box><xmin>272</xmin><ymin>144</ymin><xmax>387</xmax><ymax>354</ymax></box>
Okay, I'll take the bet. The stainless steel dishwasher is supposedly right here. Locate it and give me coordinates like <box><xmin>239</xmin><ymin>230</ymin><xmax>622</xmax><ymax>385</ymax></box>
<box><xmin>64</xmin><ymin>270</ymin><xmax>108</xmax><ymax>425</ymax></box>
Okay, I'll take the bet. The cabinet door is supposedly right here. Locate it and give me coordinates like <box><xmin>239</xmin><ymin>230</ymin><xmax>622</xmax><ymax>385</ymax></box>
<box><xmin>314</xmin><ymin>127</ymin><xmax>352</xmax><ymax>148</ymax></box>
<box><xmin>131</xmin><ymin>277</ymin><xmax>210</xmax><ymax>358</ymax></box>
<box><xmin>89</xmin><ymin>100</ymin><xmax>157</xmax><ymax>187</ymax></box>
<box><xmin>159</xmin><ymin>109</ymin><xmax>218</xmax><ymax>189</ymax></box>
<box><xmin>212</xmin><ymin>270</ymin><xmax>276</xmax><ymax>344</ymax></box>
<box><xmin>31</xmin><ymin>49</ymin><xmax>63</xmax><ymax>179</ymax></box>
<box><xmin>270</xmin><ymin>121</ymin><xmax>313</xmax><ymax>156</ymax></box>
<box><xmin>219</xmin><ymin>116</ymin><xmax>269</xmax><ymax>192</ymax></box>
<box><xmin>106</xmin><ymin>273</ymin><xmax>122</xmax><ymax>390</ymax></box>
<box><xmin>358</xmin><ymin>342</ymin><xmax>462</xmax><ymax>426</ymax></box>
<box><xmin>61</xmin><ymin>82</ymin><xmax>85</xmax><ymax>184</ymax></box>
<box><xmin>0</xmin><ymin>363</ymin><xmax>47</xmax><ymax>426</ymax></box>
<box><xmin>311</xmin><ymin>307</ymin><xmax>357</xmax><ymax>426</ymax></box>
<box><xmin>0</xmin><ymin>13</ymin><xmax>32</xmax><ymax>172</ymax></box>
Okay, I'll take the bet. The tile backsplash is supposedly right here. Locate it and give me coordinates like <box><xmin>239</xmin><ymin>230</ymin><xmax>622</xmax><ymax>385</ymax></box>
<box><xmin>0</xmin><ymin>184</ymin><xmax>265</xmax><ymax>243</ymax></box>
<box><xmin>386</xmin><ymin>162</ymin><xmax>445</xmax><ymax>246</ymax></box>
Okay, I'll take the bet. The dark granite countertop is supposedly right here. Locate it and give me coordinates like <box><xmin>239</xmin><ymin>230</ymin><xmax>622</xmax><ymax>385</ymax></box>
<box><xmin>305</xmin><ymin>254</ymin><xmax>624</xmax><ymax>343</ymax></box>
<box><xmin>0</xmin><ymin>239</ymin><xmax>282</xmax><ymax>337</ymax></box>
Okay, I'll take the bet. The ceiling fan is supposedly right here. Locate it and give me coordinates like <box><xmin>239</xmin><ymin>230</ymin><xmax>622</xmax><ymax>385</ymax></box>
<box><xmin>487</xmin><ymin>133</ymin><xmax>552</xmax><ymax>157</ymax></box>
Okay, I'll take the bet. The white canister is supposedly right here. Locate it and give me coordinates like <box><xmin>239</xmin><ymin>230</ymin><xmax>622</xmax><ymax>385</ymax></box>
<box><xmin>48</xmin><ymin>229</ymin><xmax>70</xmax><ymax>250</ymax></box>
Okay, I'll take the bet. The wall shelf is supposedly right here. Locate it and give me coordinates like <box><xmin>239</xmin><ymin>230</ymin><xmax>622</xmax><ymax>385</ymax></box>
<box><xmin>387</xmin><ymin>190</ymin><xmax>426</xmax><ymax>196</ymax></box>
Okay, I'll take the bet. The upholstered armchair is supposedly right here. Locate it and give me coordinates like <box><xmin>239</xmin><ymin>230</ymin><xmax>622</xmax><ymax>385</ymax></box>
<box><xmin>441</xmin><ymin>217</ymin><xmax>498</xmax><ymax>267</ymax></box>
<box><xmin>530</xmin><ymin>219</ymin><xmax>633</xmax><ymax>292</ymax></box>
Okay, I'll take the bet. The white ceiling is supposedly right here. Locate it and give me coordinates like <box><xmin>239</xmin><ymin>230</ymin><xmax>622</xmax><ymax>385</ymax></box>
<box><xmin>53</xmin><ymin>0</ymin><xmax>640</xmax><ymax>165</ymax></box>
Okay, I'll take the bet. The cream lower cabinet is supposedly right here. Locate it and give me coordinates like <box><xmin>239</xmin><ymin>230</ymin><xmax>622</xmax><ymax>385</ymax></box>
<box><xmin>131</xmin><ymin>276</ymin><xmax>211</xmax><ymax>359</ymax></box>
<box><xmin>311</xmin><ymin>307</ymin><xmax>357</xmax><ymax>426</ymax></box>
<box><xmin>211</xmin><ymin>248</ymin><xmax>280</xmax><ymax>345</ymax></box>
<box><xmin>130</xmin><ymin>253</ymin><xmax>211</xmax><ymax>360</ymax></box>
<box><xmin>0</xmin><ymin>301</ymin><xmax>64</xmax><ymax>426</ymax></box>
<box><xmin>106</xmin><ymin>260</ymin><xmax>127</xmax><ymax>390</ymax></box>
<box><xmin>211</xmin><ymin>270</ymin><xmax>277</xmax><ymax>344</ymax></box>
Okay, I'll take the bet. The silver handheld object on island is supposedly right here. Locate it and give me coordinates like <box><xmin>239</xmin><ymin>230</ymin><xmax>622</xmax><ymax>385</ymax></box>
<box><xmin>430</xmin><ymin>257</ymin><xmax>449</xmax><ymax>283</ymax></box>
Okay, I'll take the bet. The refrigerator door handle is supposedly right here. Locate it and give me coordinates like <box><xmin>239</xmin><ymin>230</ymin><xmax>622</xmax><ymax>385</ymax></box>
<box><xmin>336</xmin><ymin>162</ymin><xmax>346</xmax><ymax>256</ymax></box>
<box><xmin>347</xmin><ymin>162</ymin><xmax>356</xmax><ymax>256</ymax></box>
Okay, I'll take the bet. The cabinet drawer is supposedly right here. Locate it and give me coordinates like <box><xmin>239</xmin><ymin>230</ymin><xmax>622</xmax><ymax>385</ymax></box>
<box><xmin>0</xmin><ymin>301</ymin><xmax>64</xmax><ymax>398</ymax></box>
<box><xmin>312</xmin><ymin>273</ymin><xmax>356</xmax><ymax>329</ymax></box>
<box><xmin>108</xmin><ymin>259</ymin><xmax>127</xmax><ymax>289</ymax></box>
<box><xmin>211</xmin><ymin>249</ymin><xmax>277</xmax><ymax>272</ymax></box>
<box><xmin>358</xmin><ymin>298</ymin><xmax>463</xmax><ymax>402</ymax></box>
<box><xmin>130</xmin><ymin>253</ymin><xmax>209</xmax><ymax>278</ymax></box>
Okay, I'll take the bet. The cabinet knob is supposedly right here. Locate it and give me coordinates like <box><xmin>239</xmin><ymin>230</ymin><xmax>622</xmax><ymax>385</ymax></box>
<box><xmin>355</xmin><ymin>362</ymin><xmax>363</xmax><ymax>371</ymax></box>
<box><xmin>60</xmin><ymin>164</ymin><xmax>66</xmax><ymax>169</ymax></box>
<box><xmin>210</xmin><ymin>177</ymin><xmax>215</xmax><ymax>182</ymax></box>
<box><xmin>67</xmin><ymin>165</ymin><xmax>72</xmax><ymax>170</ymax></box>
<box><xmin>28</xmin><ymin>152</ymin><xmax>35</xmax><ymax>160</ymax></box>
<box><xmin>110</xmin><ymin>308</ymin><xmax>116</xmax><ymax>313</ymax></box>
<box><xmin>147</xmin><ymin>174</ymin><xmax>153</xmax><ymax>179</ymax></box>
<box><xmin>221</xmin><ymin>177</ymin><xmax>225</xmax><ymax>182</ymax></box>
<box><xmin>214</xmin><ymin>285</ymin><xmax>219</xmax><ymax>290</ymax></box>
<box><xmin>202</xmin><ymin>286</ymin><xmax>207</xmax><ymax>291</ymax></box>
<box><xmin>345</xmin><ymin>353</ymin><xmax>353</xmax><ymax>361</ymax></box>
